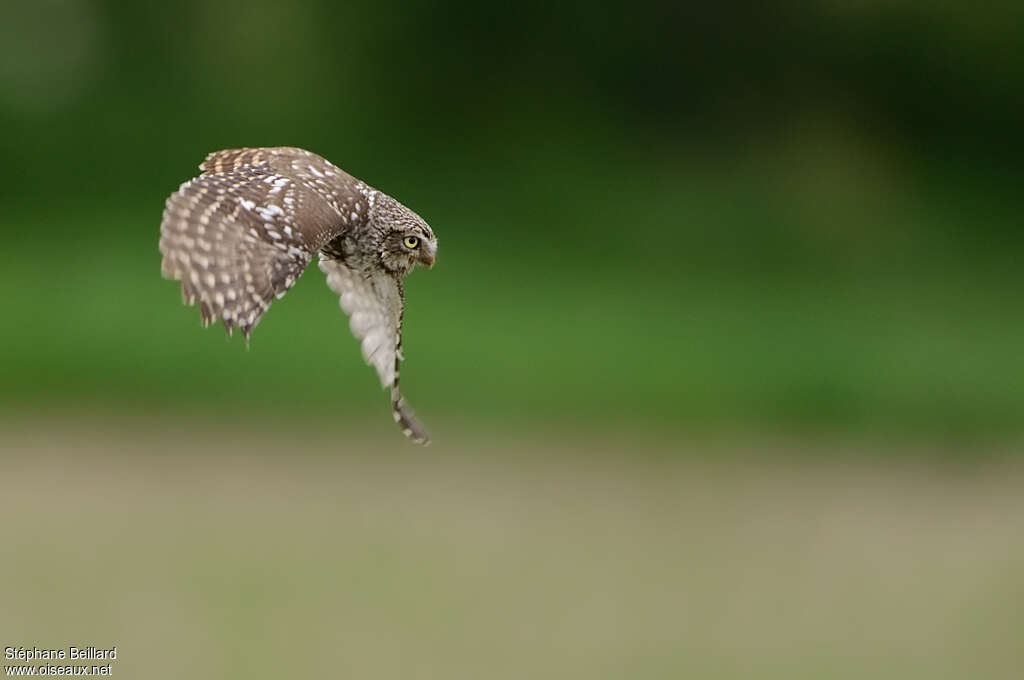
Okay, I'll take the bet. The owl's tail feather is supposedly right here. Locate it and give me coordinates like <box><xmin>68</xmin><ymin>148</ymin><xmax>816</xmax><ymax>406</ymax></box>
<box><xmin>391</xmin><ymin>390</ymin><xmax>430</xmax><ymax>445</ymax></box>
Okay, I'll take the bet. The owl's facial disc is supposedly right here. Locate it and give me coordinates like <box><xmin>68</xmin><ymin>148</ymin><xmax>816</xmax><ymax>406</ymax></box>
<box><xmin>377</xmin><ymin>228</ymin><xmax>436</xmax><ymax>276</ymax></box>
<box><xmin>399</xmin><ymin>230</ymin><xmax>436</xmax><ymax>269</ymax></box>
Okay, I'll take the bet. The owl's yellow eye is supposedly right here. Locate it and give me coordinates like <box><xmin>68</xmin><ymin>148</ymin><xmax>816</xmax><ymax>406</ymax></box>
<box><xmin>403</xmin><ymin>236</ymin><xmax>420</xmax><ymax>249</ymax></box>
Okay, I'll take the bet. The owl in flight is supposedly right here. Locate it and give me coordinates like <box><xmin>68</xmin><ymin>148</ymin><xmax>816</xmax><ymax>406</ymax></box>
<box><xmin>159</xmin><ymin>147</ymin><xmax>437</xmax><ymax>444</ymax></box>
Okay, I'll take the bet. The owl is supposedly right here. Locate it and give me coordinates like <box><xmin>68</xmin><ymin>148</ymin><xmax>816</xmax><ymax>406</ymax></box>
<box><xmin>159</xmin><ymin>147</ymin><xmax>437</xmax><ymax>444</ymax></box>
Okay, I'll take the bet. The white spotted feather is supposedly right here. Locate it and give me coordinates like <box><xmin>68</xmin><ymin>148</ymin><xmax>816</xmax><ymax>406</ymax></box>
<box><xmin>319</xmin><ymin>258</ymin><xmax>401</xmax><ymax>389</ymax></box>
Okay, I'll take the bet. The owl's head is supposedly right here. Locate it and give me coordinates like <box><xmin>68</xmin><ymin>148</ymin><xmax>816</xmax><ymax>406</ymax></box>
<box><xmin>370</xmin><ymin>193</ymin><xmax>438</xmax><ymax>276</ymax></box>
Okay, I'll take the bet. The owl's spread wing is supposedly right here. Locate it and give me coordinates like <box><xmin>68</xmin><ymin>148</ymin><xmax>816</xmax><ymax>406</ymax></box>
<box><xmin>160</xmin><ymin>149</ymin><xmax>364</xmax><ymax>339</ymax></box>
<box><xmin>319</xmin><ymin>258</ymin><xmax>430</xmax><ymax>444</ymax></box>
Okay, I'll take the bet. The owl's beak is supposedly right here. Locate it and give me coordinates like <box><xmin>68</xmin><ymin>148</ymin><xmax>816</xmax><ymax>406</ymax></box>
<box><xmin>421</xmin><ymin>248</ymin><xmax>436</xmax><ymax>269</ymax></box>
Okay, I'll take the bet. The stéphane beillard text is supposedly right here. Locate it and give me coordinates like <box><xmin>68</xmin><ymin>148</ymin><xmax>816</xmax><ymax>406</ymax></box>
<box><xmin>5</xmin><ymin>647</ymin><xmax>117</xmax><ymax>661</ymax></box>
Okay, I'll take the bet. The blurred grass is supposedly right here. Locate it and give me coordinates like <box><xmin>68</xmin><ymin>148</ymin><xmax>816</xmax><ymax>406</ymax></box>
<box><xmin>2</xmin><ymin>420</ymin><xmax>1022</xmax><ymax>679</ymax></box>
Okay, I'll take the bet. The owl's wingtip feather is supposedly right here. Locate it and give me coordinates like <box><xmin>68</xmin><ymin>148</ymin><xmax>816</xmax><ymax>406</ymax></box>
<box><xmin>392</xmin><ymin>391</ymin><xmax>431</xmax><ymax>445</ymax></box>
<box><xmin>402</xmin><ymin>427</ymin><xmax>431</xmax><ymax>446</ymax></box>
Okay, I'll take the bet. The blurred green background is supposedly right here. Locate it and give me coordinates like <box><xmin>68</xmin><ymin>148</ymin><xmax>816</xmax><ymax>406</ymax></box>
<box><xmin>2</xmin><ymin>0</ymin><xmax>1022</xmax><ymax>434</ymax></box>
<box><xmin>1</xmin><ymin>1</ymin><xmax>1022</xmax><ymax>678</ymax></box>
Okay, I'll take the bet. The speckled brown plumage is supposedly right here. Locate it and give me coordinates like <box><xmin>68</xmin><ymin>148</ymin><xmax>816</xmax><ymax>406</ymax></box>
<box><xmin>159</xmin><ymin>147</ymin><xmax>437</xmax><ymax>444</ymax></box>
